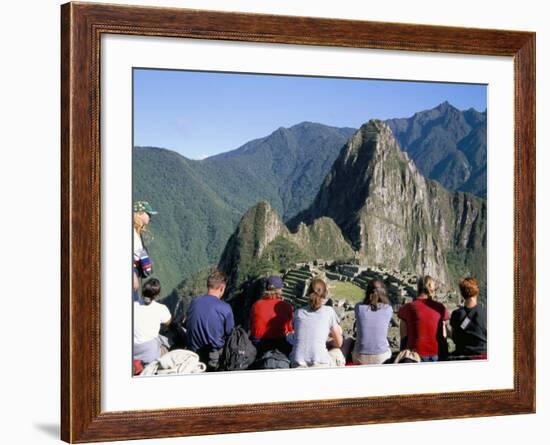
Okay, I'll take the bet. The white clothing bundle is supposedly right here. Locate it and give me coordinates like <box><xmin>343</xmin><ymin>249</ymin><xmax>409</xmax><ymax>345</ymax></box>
<box><xmin>140</xmin><ymin>349</ymin><xmax>207</xmax><ymax>376</ymax></box>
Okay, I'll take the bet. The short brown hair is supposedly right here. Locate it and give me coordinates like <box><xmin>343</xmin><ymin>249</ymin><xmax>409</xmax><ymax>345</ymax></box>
<box><xmin>307</xmin><ymin>277</ymin><xmax>328</xmax><ymax>311</ymax></box>
<box><xmin>459</xmin><ymin>277</ymin><xmax>479</xmax><ymax>299</ymax></box>
<box><xmin>207</xmin><ymin>270</ymin><xmax>227</xmax><ymax>290</ymax></box>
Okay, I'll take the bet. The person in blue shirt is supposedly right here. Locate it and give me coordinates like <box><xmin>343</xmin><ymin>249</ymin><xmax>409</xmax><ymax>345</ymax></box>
<box><xmin>185</xmin><ymin>270</ymin><xmax>234</xmax><ymax>371</ymax></box>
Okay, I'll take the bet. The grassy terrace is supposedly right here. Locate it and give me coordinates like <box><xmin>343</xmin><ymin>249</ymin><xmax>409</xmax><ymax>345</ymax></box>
<box><xmin>327</xmin><ymin>279</ymin><xmax>364</xmax><ymax>303</ymax></box>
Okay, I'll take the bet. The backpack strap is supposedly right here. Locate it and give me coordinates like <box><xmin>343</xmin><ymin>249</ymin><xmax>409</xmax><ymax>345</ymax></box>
<box><xmin>459</xmin><ymin>305</ymin><xmax>480</xmax><ymax>331</ymax></box>
<box><xmin>459</xmin><ymin>305</ymin><xmax>487</xmax><ymax>346</ymax></box>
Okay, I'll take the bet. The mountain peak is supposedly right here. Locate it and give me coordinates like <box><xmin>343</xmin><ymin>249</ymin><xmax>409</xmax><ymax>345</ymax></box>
<box><xmin>218</xmin><ymin>200</ymin><xmax>290</xmax><ymax>287</ymax></box>
<box><xmin>290</xmin><ymin>121</ymin><xmax>322</xmax><ymax>129</ymax></box>
<box><xmin>343</xmin><ymin>119</ymin><xmax>401</xmax><ymax>162</ymax></box>
<box><xmin>426</xmin><ymin>101</ymin><xmax>461</xmax><ymax>116</ymax></box>
<box><xmin>435</xmin><ymin>100</ymin><xmax>453</xmax><ymax>111</ymax></box>
<box><xmin>287</xmin><ymin>116</ymin><xmax>486</xmax><ymax>288</ymax></box>
<box><xmin>273</xmin><ymin>126</ymin><xmax>291</xmax><ymax>137</ymax></box>
<box><xmin>289</xmin><ymin>118</ymin><xmax>411</xmax><ymax>233</ymax></box>
<box><xmin>385</xmin><ymin>101</ymin><xmax>486</xmax><ymax>197</ymax></box>
<box><xmin>360</xmin><ymin>119</ymin><xmax>393</xmax><ymax>137</ymax></box>
<box><xmin>240</xmin><ymin>200</ymin><xmax>286</xmax><ymax>233</ymax></box>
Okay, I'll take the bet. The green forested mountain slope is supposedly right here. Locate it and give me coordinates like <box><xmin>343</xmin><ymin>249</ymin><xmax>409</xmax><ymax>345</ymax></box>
<box><xmin>133</xmin><ymin>147</ymin><xmax>244</xmax><ymax>297</ymax></box>
<box><xmin>206</xmin><ymin>122</ymin><xmax>356</xmax><ymax>220</ymax></box>
<box><xmin>386</xmin><ymin>101</ymin><xmax>487</xmax><ymax>197</ymax></box>
<box><xmin>133</xmin><ymin>123</ymin><xmax>354</xmax><ymax>295</ymax></box>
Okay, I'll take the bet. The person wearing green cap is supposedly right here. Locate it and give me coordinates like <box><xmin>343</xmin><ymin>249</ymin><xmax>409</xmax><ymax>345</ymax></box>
<box><xmin>133</xmin><ymin>201</ymin><xmax>158</xmax><ymax>302</ymax></box>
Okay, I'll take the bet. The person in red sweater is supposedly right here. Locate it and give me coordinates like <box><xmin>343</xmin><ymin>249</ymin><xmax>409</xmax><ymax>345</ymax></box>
<box><xmin>249</xmin><ymin>275</ymin><xmax>294</xmax><ymax>355</ymax></box>
<box><xmin>398</xmin><ymin>276</ymin><xmax>449</xmax><ymax>362</ymax></box>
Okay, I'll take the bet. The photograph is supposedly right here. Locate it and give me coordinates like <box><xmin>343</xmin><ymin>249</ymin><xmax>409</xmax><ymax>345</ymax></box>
<box><xmin>131</xmin><ymin>69</ymin><xmax>488</xmax><ymax>375</ymax></box>
<box><xmin>53</xmin><ymin>0</ymin><xmax>536</xmax><ymax>442</ymax></box>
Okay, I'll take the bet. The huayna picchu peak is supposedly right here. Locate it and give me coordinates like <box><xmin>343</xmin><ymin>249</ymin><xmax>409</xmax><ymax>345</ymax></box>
<box><xmin>220</xmin><ymin>119</ymin><xmax>486</xmax><ymax>299</ymax></box>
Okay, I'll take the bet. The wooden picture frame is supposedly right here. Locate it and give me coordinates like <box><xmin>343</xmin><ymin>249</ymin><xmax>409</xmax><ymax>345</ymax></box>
<box><xmin>61</xmin><ymin>1</ymin><xmax>535</xmax><ymax>442</ymax></box>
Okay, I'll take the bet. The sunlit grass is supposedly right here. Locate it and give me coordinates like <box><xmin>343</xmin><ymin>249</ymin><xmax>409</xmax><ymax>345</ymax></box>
<box><xmin>327</xmin><ymin>279</ymin><xmax>364</xmax><ymax>303</ymax></box>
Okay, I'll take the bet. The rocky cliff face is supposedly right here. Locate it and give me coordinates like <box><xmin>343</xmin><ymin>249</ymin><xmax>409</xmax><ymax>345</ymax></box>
<box><xmin>289</xmin><ymin>120</ymin><xmax>486</xmax><ymax>291</ymax></box>
<box><xmin>218</xmin><ymin>201</ymin><xmax>289</xmax><ymax>287</ymax></box>
<box><xmin>218</xmin><ymin>201</ymin><xmax>355</xmax><ymax>289</ymax></box>
<box><xmin>218</xmin><ymin>119</ymin><xmax>486</xmax><ymax>296</ymax></box>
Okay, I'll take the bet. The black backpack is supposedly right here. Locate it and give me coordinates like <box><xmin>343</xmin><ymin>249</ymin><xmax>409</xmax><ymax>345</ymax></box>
<box><xmin>221</xmin><ymin>326</ymin><xmax>257</xmax><ymax>371</ymax></box>
<box><xmin>255</xmin><ymin>349</ymin><xmax>291</xmax><ymax>370</ymax></box>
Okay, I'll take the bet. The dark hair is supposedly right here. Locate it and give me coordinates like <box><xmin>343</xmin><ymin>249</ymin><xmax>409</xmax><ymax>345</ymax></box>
<box><xmin>307</xmin><ymin>277</ymin><xmax>328</xmax><ymax>311</ymax></box>
<box><xmin>262</xmin><ymin>289</ymin><xmax>282</xmax><ymax>299</ymax></box>
<box><xmin>142</xmin><ymin>278</ymin><xmax>161</xmax><ymax>303</ymax></box>
<box><xmin>459</xmin><ymin>277</ymin><xmax>479</xmax><ymax>299</ymax></box>
<box><xmin>207</xmin><ymin>270</ymin><xmax>227</xmax><ymax>290</ymax></box>
<box><xmin>364</xmin><ymin>279</ymin><xmax>390</xmax><ymax>310</ymax></box>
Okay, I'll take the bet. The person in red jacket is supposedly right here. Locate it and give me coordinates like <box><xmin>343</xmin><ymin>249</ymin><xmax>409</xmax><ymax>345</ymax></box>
<box><xmin>249</xmin><ymin>275</ymin><xmax>294</xmax><ymax>355</ymax></box>
<box><xmin>398</xmin><ymin>275</ymin><xmax>449</xmax><ymax>362</ymax></box>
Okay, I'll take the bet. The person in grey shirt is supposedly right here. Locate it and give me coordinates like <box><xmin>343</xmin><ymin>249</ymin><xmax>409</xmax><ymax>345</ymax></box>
<box><xmin>353</xmin><ymin>279</ymin><xmax>393</xmax><ymax>365</ymax></box>
<box><xmin>289</xmin><ymin>277</ymin><xmax>344</xmax><ymax>367</ymax></box>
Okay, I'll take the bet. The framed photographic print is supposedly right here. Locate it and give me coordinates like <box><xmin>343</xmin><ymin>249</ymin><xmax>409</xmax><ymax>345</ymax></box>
<box><xmin>61</xmin><ymin>1</ymin><xmax>535</xmax><ymax>442</ymax></box>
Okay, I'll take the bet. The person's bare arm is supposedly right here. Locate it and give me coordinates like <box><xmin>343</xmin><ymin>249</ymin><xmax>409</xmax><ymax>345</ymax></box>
<box><xmin>328</xmin><ymin>324</ymin><xmax>343</xmax><ymax>349</ymax></box>
<box><xmin>133</xmin><ymin>271</ymin><xmax>139</xmax><ymax>291</ymax></box>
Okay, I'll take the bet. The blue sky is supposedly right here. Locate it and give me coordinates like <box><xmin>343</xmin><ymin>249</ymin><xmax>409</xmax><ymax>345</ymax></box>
<box><xmin>133</xmin><ymin>69</ymin><xmax>486</xmax><ymax>160</ymax></box>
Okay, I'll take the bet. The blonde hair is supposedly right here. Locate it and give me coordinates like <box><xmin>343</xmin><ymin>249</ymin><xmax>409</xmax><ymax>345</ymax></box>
<box><xmin>133</xmin><ymin>212</ymin><xmax>147</xmax><ymax>236</ymax></box>
<box><xmin>417</xmin><ymin>275</ymin><xmax>436</xmax><ymax>298</ymax></box>
<box><xmin>307</xmin><ymin>277</ymin><xmax>328</xmax><ymax>311</ymax></box>
<box><xmin>207</xmin><ymin>270</ymin><xmax>228</xmax><ymax>290</ymax></box>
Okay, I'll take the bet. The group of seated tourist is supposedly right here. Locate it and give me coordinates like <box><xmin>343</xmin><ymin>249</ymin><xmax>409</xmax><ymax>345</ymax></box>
<box><xmin>133</xmin><ymin>270</ymin><xmax>487</xmax><ymax>374</ymax></box>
